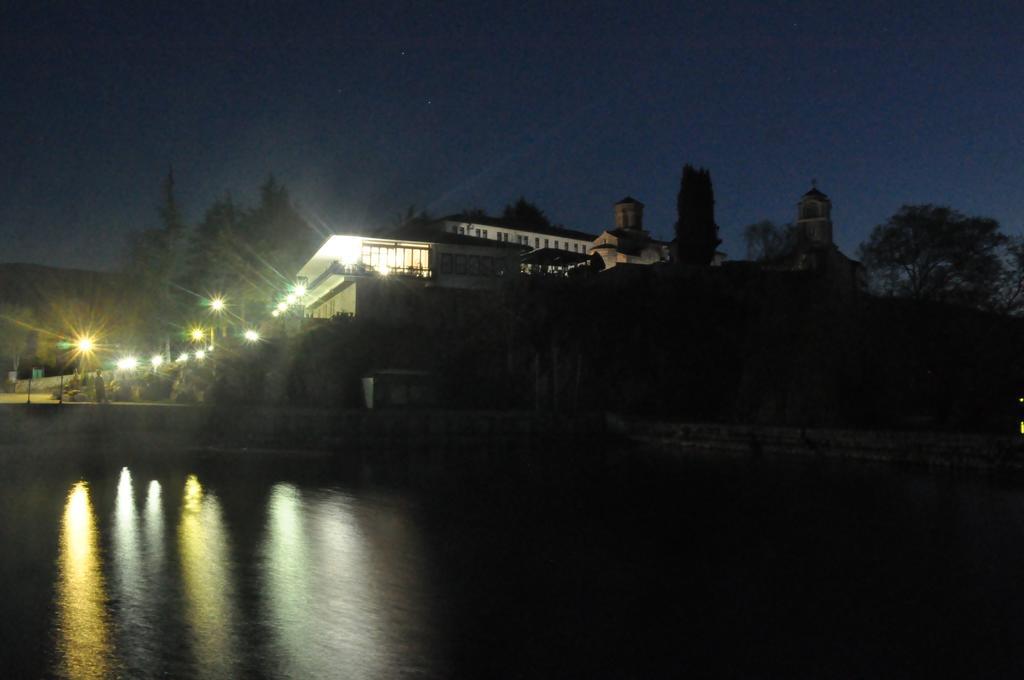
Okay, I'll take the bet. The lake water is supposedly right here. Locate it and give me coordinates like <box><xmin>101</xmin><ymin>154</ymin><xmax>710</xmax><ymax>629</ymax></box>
<box><xmin>2</xmin><ymin>447</ymin><xmax>1024</xmax><ymax>678</ymax></box>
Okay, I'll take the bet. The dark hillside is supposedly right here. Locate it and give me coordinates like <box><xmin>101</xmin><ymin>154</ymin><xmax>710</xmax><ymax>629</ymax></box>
<box><xmin>212</xmin><ymin>265</ymin><xmax>1024</xmax><ymax>433</ymax></box>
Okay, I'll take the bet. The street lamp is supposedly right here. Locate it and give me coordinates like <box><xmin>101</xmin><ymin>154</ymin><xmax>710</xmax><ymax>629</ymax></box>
<box><xmin>190</xmin><ymin>327</ymin><xmax>213</xmax><ymax>349</ymax></box>
<box><xmin>243</xmin><ymin>330</ymin><xmax>260</xmax><ymax>343</ymax></box>
<box><xmin>116</xmin><ymin>356</ymin><xmax>139</xmax><ymax>371</ymax></box>
<box><xmin>58</xmin><ymin>334</ymin><xmax>97</xmax><ymax>405</ymax></box>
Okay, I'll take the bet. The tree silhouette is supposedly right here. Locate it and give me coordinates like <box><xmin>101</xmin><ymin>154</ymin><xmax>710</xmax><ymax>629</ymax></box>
<box><xmin>674</xmin><ymin>165</ymin><xmax>721</xmax><ymax>265</ymax></box>
<box><xmin>743</xmin><ymin>220</ymin><xmax>801</xmax><ymax>262</ymax></box>
<box><xmin>458</xmin><ymin>207</ymin><xmax>488</xmax><ymax>221</ymax></box>
<box><xmin>858</xmin><ymin>205</ymin><xmax>1010</xmax><ymax>310</ymax></box>
<box><xmin>502</xmin><ymin>197</ymin><xmax>551</xmax><ymax>229</ymax></box>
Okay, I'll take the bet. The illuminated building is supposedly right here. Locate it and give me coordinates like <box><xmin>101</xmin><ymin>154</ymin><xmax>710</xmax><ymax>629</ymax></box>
<box><xmin>590</xmin><ymin>197</ymin><xmax>674</xmax><ymax>269</ymax></box>
<box><xmin>438</xmin><ymin>215</ymin><xmax>597</xmax><ymax>255</ymax></box>
<box><xmin>295</xmin><ymin>227</ymin><xmax>524</xmax><ymax>318</ymax></box>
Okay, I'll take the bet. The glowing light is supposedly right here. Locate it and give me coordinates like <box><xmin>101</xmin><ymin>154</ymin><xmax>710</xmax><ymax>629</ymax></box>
<box><xmin>75</xmin><ymin>336</ymin><xmax>95</xmax><ymax>353</ymax></box>
<box><xmin>209</xmin><ymin>297</ymin><xmax>225</xmax><ymax>312</ymax></box>
<box><xmin>272</xmin><ymin>310</ymin><xmax>280</xmax><ymax>318</ymax></box>
<box><xmin>294</xmin><ymin>285</ymin><xmax>307</xmax><ymax>297</ymax></box>
<box><xmin>117</xmin><ymin>356</ymin><xmax>139</xmax><ymax>371</ymax></box>
<box><xmin>58</xmin><ymin>481</ymin><xmax>112</xmax><ymax>678</ymax></box>
<box><xmin>179</xmin><ymin>474</ymin><xmax>239</xmax><ymax>676</ymax></box>
<box><xmin>150</xmin><ymin>354</ymin><xmax>164</xmax><ymax>367</ymax></box>
<box><xmin>191</xmin><ymin>328</ymin><xmax>206</xmax><ymax>342</ymax></box>
<box><xmin>323</xmin><ymin>235</ymin><xmax>363</xmax><ymax>265</ymax></box>
<box><xmin>276</xmin><ymin>302</ymin><xmax>288</xmax><ymax>312</ymax></box>
<box><xmin>243</xmin><ymin>330</ymin><xmax>260</xmax><ymax>342</ymax></box>
<box><xmin>285</xmin><ymin>294</ymin><xmax>297</xmax><ymax>305</ymax></box>
<box><xmin>195</xmin><ymin>350</ymin><xmax>206</xmax><ymax>360</ymax></box>
<box><xmin>176</xmin><ymin>352</ymin><xmax>190</xmax><ymax>363</ymax></box>
<box><xmin>379</xmin><ymin>265</ymin><xmax>390</xmax><ymax>277</ymax></box>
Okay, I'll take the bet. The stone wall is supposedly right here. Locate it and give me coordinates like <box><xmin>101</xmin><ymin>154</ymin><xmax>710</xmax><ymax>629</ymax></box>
<box><xmin>622</xmin><ymin>418</ymin><xmax>1024</xmax><ymax>469</ymax></box>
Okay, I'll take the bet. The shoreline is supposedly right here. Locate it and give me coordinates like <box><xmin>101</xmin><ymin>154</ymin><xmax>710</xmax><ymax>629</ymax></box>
<box><xmin>620</xmin><ymin>418</ymin><xmax>1024</xmax><ymax>470</ymax></box>
<box><xmin>2</xmin><ymin>403</ymin><xmax>1021</xmax><ymax>470</ymax></box>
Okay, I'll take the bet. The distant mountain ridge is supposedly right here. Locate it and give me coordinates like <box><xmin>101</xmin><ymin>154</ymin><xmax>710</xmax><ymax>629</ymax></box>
<box><xmin>0</xmin><ymin>262</ymin><xmax>126</xmax><ymax>311</ymax></box>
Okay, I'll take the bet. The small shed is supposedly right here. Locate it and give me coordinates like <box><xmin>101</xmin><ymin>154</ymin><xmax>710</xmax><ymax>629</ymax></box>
<box><xmin>361</xmin><ymin>369</ymin><xmax>437</xmax><ymax>409</ymax></box>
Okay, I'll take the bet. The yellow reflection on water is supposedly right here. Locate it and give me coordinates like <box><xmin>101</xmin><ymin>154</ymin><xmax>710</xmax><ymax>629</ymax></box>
<box><xmin>263</xmin><ymin>484</ymin><xmax>314</xmax><ymax>676</ymax></box>
<box><xmin>144</xmin><ymin>480</ymin><xmax>164</xmax><ymax>567</ymax></box>
<box><xmin>57</xmin><ymin>481</ymin><xmax>113</xmax><ymax>680</ymax></box>
<box><xmin>178</xmin><ymin>474</ymin><xmax>238</xmax><ymax>677</ymax></box>
<box><xmin>113</xmin><ymin>468</ymin><xmax>139</xmax><ymax>585</ymax></box>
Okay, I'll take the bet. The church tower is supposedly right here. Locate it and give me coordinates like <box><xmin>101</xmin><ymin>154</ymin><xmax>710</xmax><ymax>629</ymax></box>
<box><xmin>796</xmin><ymin>183</ymin><xmax>833</xmax><ymax>246</ymax></box>
<box><xmin>614</xmin><ymin>197</ymin><xmax>644</xmax><ymax>231</ymax></box>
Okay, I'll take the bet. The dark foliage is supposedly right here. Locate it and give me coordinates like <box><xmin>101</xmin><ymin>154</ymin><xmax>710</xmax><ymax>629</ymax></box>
<box><xmin>743</xmin><ymin>221</ymin><xmax>803</xmax><ymax>262</ymax></box>
<box><xmin>502</xmin><ymin>197</ymin><xmax>551</xmax><ymax>230</ymax></box>
<box><xmin>209</xmin><ymin>267</ymin><xmax>1023</xmax><ymax>433</ymax></box>
<box><xmin>858</xmin><ymin>204</ymin><xmax>1022</xmax><ymax>313</ymax></box>
<box><xmin>674</xmin><ymin>165</ymin><xmax>721</xmax><ymax>265</ymax></box>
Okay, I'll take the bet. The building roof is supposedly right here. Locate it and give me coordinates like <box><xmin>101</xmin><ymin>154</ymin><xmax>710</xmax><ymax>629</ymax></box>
<box><xmin>521</xmin><ymin>248</ymin><xmax>590</xmax><ymax>266</ymax></box>
<box><xmin>803</xmin><ymin>186</ymin><xmax>829</xmax><ymax>199</ymax></box>
<box><xmin>437</xmin><ymin>215</ymin><xmax>598</xmax><ymax>242</ymax></box>
<box><xmin>615</xmin><ymin>196</ymin><xmax>642</xmax><ymax>205</ymax></box>
<box><xmin>379</xmin><ymin>224</ymin><xmax>525</xmax><ymax>249</ymax></box>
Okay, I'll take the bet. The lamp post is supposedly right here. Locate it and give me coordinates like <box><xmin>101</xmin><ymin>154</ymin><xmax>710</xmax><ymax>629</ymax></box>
<box><xmin>59</xmin><ymin>335</ymin><xmax>96</xmax><ymax>405</ymax></box>
<box><xmin>206</xmin><ymin>296</ymin><xmax>225</xmax><ymax>350</ymax></box>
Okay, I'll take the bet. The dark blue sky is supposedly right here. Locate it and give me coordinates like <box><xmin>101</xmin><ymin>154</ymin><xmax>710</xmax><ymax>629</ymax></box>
<box><xmin>2</xmin><ymin>1</ymin><xmax>1022</xmax><ymax>270</ymax></box>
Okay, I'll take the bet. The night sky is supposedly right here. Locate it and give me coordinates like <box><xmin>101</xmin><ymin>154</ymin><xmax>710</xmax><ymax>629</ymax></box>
<box><xmin>2</xmin><ymin>1</ymin><xmax>1022</xmax><ymax>271</ymax></box>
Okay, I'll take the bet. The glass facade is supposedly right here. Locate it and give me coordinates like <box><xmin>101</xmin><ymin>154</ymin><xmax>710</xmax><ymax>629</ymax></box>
<box><xmin>360</xmin><ymin>243</ymin><xmax>432</xmax><ymax>277</ymax></box>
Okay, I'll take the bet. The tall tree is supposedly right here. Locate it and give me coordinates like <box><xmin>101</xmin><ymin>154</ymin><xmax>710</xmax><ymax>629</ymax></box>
<box><xmin>186</xmin><ymin>193</ymin><xmax>239</xmax><ymax>293</ymax></box>
<box><xmin>674</xmin><ymin>165</ymin><xmax>721</xmax><ymax>265</ymax></box>
<box><xmin>393</xmin><ymin>205</ymin><xmax>434</xmax><ymax>229</ymax></box>
<box><xmin>502</xmin><ymin>197</ymin><xmax>551</xmax><ymax>229</ymax></box>
<box><xmin>858</xmin><ymin>205</ymin><xmax>1009</xmax><ymax>310</ymax></box>
<box><xmin>243</xmin><ymin>175</ymin><xmax>318</xmax><ymax>272</ymax></box>
<box><xmin>122</xmin><ymin>168</ymin><xmax>193</xmax><ymax>344</ymax></box>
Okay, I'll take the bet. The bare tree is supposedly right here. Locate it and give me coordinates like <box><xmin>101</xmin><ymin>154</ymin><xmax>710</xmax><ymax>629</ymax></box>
<box><xmin>858</xmin><ymin>205</ymin><xmax>1009</xmax><ymax>310</ymax></box>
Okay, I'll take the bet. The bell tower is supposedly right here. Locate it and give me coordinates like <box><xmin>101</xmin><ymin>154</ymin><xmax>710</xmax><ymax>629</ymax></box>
<box><xmin>796</xmin><ymin>181</ymin><xmax>833</xmax><ymax>246</ymax></box>
<box><xmin>614</xmin><ymin>197</ymin><xmax>644</xmax><ymax>231</ymax></box>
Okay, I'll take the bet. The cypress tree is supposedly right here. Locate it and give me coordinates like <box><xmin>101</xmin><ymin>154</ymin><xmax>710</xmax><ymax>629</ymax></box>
<box><xmin>674</xmin><ymin>165</ymin><xmax>721</xmax><ymax>265</ymax></box>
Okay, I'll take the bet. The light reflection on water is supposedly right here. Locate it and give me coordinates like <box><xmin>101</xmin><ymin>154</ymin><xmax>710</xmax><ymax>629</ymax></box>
<box><xmin>179</xmin><ymin>474</ymin><xmax>240</xmax><ymax>678</ymax></box>
<box><xmin>51</xmin><ymin>469</ymin><xmax>434</xmax><ymax>679</ymax></box>
<box><xmin>262</xmin><ymin>484</ymin><xmax>411</xmax><ymax>678</ymax></box>
<box><xmin>57</xmin><ymin>482</ymin><xmax>113</xmax><ymax>680</ymax></box>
